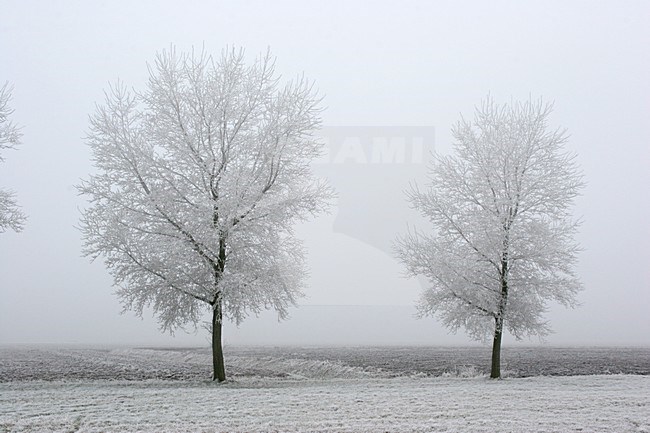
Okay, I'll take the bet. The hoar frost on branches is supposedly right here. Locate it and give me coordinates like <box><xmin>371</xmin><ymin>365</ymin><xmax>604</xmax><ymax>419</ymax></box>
<box><xmin>395</xmin><ymin>97</ymin><xmax>584</xmax><ymax>378</ymax></box>
<box><xmin>0</xmin><ymin>82</ymin><xmax>26</xmax><ymax>233</ymax></box>
<box><xmin>79</xmin><ymin>48</ymin><xmax>332</xmax><ymax>381</ymax></box>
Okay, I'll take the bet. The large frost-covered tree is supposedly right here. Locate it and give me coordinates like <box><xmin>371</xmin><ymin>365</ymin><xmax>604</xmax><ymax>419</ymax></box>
<box><xmin>79</xmin><ymin>48</ymin><xmax>331</xmax><ymax>381</ymax></box>
<box><xmin>396</xmin><ymin>98</ymin><xmax>583</xmax><ymax>378</ymax></box>
<box><xmin>0</xmin><ymin>82</ymin><xmax>26</xmax><ymax>233</ymax></box>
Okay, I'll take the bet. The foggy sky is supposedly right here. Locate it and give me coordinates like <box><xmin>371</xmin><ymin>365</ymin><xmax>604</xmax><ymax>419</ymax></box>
<box><xmin>0</xmin><ymin>0</ymin><xmax>648</xmax><ymax>347</ymax></box>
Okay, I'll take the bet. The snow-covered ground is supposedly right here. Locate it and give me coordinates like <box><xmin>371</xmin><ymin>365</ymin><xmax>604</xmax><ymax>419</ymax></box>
<box><xmin>3</xmin><ymin>346</ymin><xmax>649</xmax><ymax>381</ymax></box>
<box><xmin>1</xmin><ymin>347</ymin><xmax>649</xmax><ymax>432</ymax></box>
<box><xmin>1</xmin><ymin>375</ymin><xmax>648</xmax><ymax>432</ymax></box>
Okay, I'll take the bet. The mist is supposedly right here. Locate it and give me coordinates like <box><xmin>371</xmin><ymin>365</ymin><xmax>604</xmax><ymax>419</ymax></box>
<box><xmin>1</xmin><ymin>1</ymin><xmax>648</xmax><ymax>348</ymax></box>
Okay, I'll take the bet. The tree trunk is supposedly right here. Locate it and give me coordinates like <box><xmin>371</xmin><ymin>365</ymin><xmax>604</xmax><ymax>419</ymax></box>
<box><xmin>490</xmin><ymin>317</ymin><xmax>503</xmax><ymax>379</ymax></box>
<box><xmin>493</xmin><ymin>238</ymin><xmax>509</xmax><ymax>379</ymax></box>
<box><xmin>211</xmin><ymin>306</ymin><xmax>226</xmax><ymax>382</ymax></box>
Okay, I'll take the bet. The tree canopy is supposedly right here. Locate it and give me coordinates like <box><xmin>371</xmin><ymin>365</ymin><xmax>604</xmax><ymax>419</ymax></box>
<box><xmin>0</xmin><ymin>82</ymin><xmax>26</xmax><ymax>234</ymax></box>
<box><xmin>79</xmin><ymin>48</ymin><xmax>332</xmax><ymax>380</ymax></box>
<box><xmin>396</xmin><ymin>97</ymin><xmax>584</xmax><ymax>377</ymax></box>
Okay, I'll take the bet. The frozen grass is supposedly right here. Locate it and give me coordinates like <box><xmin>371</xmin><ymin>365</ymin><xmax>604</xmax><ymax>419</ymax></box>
<box><xmin>1</xmin><ymin>347</ymin><xmax>649</xmax><ymax>432</ymax></box>
<box><xmin>1</xmin><ymin>375</ymin><xmax>648</xmax><ymax>432</ymax></box>
<box><xmin>4</xmin><ymin>346</ymin><xmax>649</xmax><ymax>382</ymax></box>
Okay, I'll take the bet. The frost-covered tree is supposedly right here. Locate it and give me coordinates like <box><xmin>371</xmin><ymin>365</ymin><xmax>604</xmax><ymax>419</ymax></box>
<box><xmin>79</xmin><ymin>48</ymin><xmax>332</xmax><ymax>381</ymax></box>
<box><xmin>0</xmin><ymin>82</ymin><xmax>26</xmax><ymax>233</ymax></box>
<box><xmin>396</xmin><ymin>98</ymin><xmax>583</xmax><ymax>378</ymax></box>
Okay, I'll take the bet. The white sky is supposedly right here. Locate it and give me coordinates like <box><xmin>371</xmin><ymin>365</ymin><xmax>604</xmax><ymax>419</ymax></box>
<box><xmin>0</xmin><ymin>0</ymin><xmax>648</xmax><ymax>346</ymax></box>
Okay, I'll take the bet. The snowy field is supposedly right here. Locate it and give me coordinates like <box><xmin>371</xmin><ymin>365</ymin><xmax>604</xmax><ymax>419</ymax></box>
<box><xmin>2</xmin><ymin>375</ymin><xmax>649</xmax><ymax>432</ymax></box>
<box><xmin>1</xmin><ymin>347</ymin><xmax>649</xmax><ymax>432</ymax></box>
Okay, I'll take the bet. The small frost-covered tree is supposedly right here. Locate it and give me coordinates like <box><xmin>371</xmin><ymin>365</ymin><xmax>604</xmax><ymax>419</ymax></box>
<box><xmin>396</xmin><ymin>97</ymin><xmax>583</xmax><ymax>378</ymax></box>
<box><xmin>79</xmin><ymin>48</ymin><xmax>332</xmax><ymax>381</ymax></box>
<box><xmin>0</xmin><ymin>82</ymin><xmax>26</xmax><ymax>233</ymax></box>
